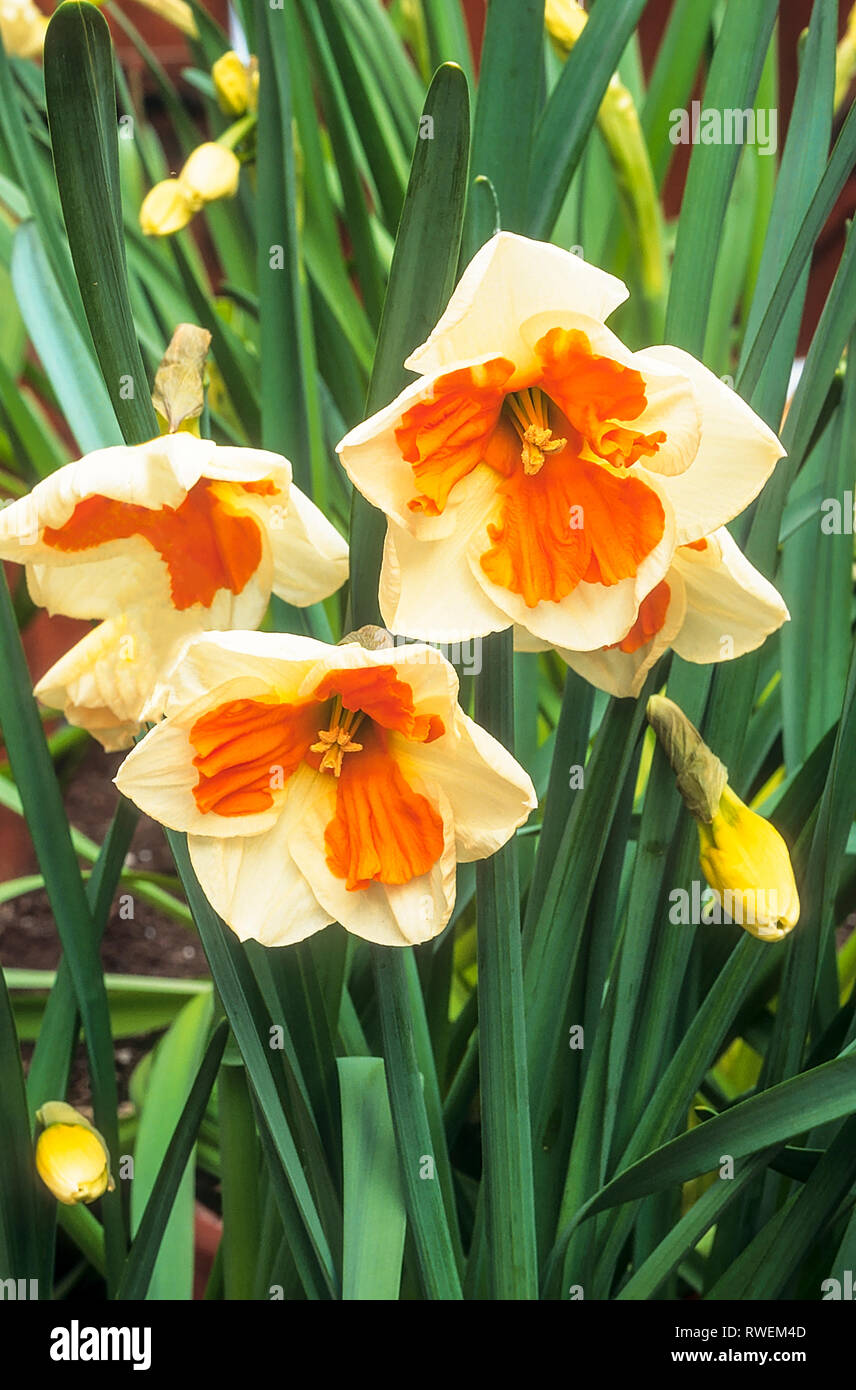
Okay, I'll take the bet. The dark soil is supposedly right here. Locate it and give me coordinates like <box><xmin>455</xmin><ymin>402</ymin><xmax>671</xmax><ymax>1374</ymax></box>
<box><xmin>0</xmin><ymin>741</ymin><xmax>210</xmax><ymax>1109</ymax></box>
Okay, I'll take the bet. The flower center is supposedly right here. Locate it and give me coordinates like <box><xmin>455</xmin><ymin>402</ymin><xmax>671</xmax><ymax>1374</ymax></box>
<box><xmin>504</xmin><ymin>387</ymin><xmax>567</xmax><ymax>475</ymax></box>
<box><xmin>310</xmin><ymin>696</ymin><xmax>366</xmax><ymax>777</ymax></box>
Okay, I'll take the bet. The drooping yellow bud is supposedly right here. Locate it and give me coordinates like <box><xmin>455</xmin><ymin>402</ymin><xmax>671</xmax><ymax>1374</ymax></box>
<box><xmin>179</xmin><ymin>142</ymin><xmax>241</xmax><ymax>204</ymax></box>
<box><xmin>35</xmin><ymin>1102</ymin><xmax>114</xmax><ymax>1206</ymax></box>
<box><xmin>698</xmin><ymin>785</ymin><xmax>800</xmax><ymax>942</ymax></box>
<box><xmin>647</xmin><ymin>696</ymin><xmax>799</xmax><ymax>943</ymax></box>
<box><xmin>139</xmin><ymin>178</ymin><xmax>194</xmax><ymax>236</ymax></box>
<box><xmin>212</xmin><ymin>50</ymin><xmax>257</xmax><ymax>116</ymax></box>
<box><xmin>0</xmin><ymin>0</ymin><xmax>49</xmax><ymax>59</ymax></box>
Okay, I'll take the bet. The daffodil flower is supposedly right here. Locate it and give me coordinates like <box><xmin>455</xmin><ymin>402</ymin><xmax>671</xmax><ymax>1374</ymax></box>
<box><xmin>0</xmin><ymin>434</ymin><xmax>348</xmax><ymax>749</ymax></box>
<box><xmin>337</xmin><ymin>233</ymin><xmax>785</xmax><ymax>652</ymax></box>
<box><xmin>114</xmin><ymin>630</ymin><xmax>537</xmax><ymax>948</ymax></box>
<box><xmin>527</xmin><ymin>527</ymin><xmax>789</xmax><ymax>697</ymax></box>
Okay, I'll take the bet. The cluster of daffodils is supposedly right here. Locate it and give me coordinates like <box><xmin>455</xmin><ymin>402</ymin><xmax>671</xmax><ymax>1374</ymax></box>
<box><xmin>0</xmin><ymin>233</ymin><xmax>799</xmax><ymax>956</ymax></box>
<box><xmin>140</xmin><ymin>51</ymin><xmax>257</xmax><ymax>238</ymax></box>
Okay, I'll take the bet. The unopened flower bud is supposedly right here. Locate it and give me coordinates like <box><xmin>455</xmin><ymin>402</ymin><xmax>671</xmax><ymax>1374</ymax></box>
<box><xmin>35</xmin><ymin>1102</ymin><xmax>114</xmax><ymax>1206</ymax></box>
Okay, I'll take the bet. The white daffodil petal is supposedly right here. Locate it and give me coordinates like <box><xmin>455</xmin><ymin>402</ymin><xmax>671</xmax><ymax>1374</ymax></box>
<box><xmin>671</xmin><ymin>528</ymin><xmax>789</xmax><ymax>663</ymax></box>
<box><xmin>640</xmin><ymin>347</ymin><xmax>785</xmax><ymax>543</ymax></box>
<box><xmin>557</xmin><ymin>570</ymin><xmax>687</xmax><ymax>698</ymax></box>
<box><xmin>187</xmin><ymin>771</ymin><xmax>333</xmax><ymax>947</ymax></box>
<box><xmin>143</xmin><ymin>630</ymin><xmax>336</xmax><ymax>714</ymax></box>
<box><xmin>406</xmin><ymin>232</ymin><xmax>629</xmax><ymax>374</ymax></box>
<box><xmin>379</xmin><ymin>468</ymin><xmax>513</xmax><ymax>642</ymax></box>
<box><xmin>268</xmin><ymin>485</ymin><xmax>349</xmax><ymax>605</ymax></box>
<box><xmin>391</xmin><ymin>709</ymin><xmax>537</xmax><ymax>862</ymax></box>
<box><xmin>114</xmin><ymin>716</ymin><xmax>282</xmax><ymax>839</ymax></box>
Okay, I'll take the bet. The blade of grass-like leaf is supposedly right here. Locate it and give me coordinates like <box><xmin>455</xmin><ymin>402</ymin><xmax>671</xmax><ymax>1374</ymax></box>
<box><xmin>165</xmin><ymin>830</ymin><xmax>339</xmax><ymax>1298</ymax></box>
<box><xmin>581</xmin><ymin>1046</ymin><xmax>856</xmax><ymax>1218</ymax></box>
<box><xmin>422</xmin><ymin>0</ymin><xmax>475</xmax><ymax>89</ymax></box>
<box><xmin>218</xmin><ymin>1063</ymin><xmax>263</xmax><ymax>1300</ymax></box>
<box><xmin>11</xmin><ymin>221</ymin><xmax>122</xmax><ymax>452</ymax></box>
<box><xmin>256</xmin><ymin>7</ymin><xmax>324</xmax><ymax>498</ymax></box>
<box><xmin>372</xmin><ymin>947</ymin><xmax>462</xmax><ymax>1299</ymax></box>
<box><xmin>464</xmin><ymin>0</ymin><xmax>544</xmax><ymax>248</ymax></box>
<box><xmin>0</xmin><ymin>963</ymin><xmax>39</xmax><ymax>1287</ymax></box>
<box><xmin>527</xmin><ymin>0</ymin><xmax>648</xmax><ymax>241</ymax></box>
<box><xmin>338</xmin><ymin>1057</ymin><xmax>407</xmax><ymax>1300</ymax></box>
<box><xmin>615</xmin><ymin>1148</ymin><xmax>777</xmax><ymax>1300</ymax></box>
<box><xmin>131</xmin><ymin>992</ymin><xmax>213</xmax><ymax>1299</ymax></box>
<box><xmin>738</xmin><ymin>96</ymin><xmax>856</xmax><ymax>401</ymax></box>
<box><xmin>116</xmin><ymin>1020</ymin><xmax>226</xmax><ymax>1301</ymax></box>
<box><xmin>44</xmin><ymin>2</ymin><xmax>158</xmax><ymax>444</ymax></box>
<box><xmin>349</xmin><ymin>60</ymin><xmax>469</xmax><ymax>625</ymax></box>
<box><xmin>665</xmin><ymin>0</ymin><xmax>777</xmax><ymax>354</ymax></box>
<box><xmin>641</xmin><ymin>0</ymin><xmax>717</xmax><ymax>189</ymax></box>
<box><xmin>0</xmin><ymin>566</ymin><xmax>125</xmax><ymax>1290</ymax></box>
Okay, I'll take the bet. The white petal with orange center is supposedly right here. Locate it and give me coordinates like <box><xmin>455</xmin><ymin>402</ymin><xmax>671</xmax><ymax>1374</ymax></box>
<box><xmin>187</xmin><ymin>765</ymin><xmax>334</xmax><ymax>947</ymax></box>
<box><xmin>406</xmin><ymin>232</ymin><xmax>629</xmax><ymax>375</ymax></box>
<box><xmin>671</xmin><ymin>528</ymin><xmax>789</xmax><ymax>662</ymax></box>
<box><xmin>391</xmin><ymin>708</ymin><xmax>537</xmax><ymax>861</ymax></box>
<box><xmin>556</xmin><ymin>573</ymin><xmax>687</xmax><ymax>698</ymax></box>
<box><xmin>379</xmin><ymin>469</ymin><xmax>513</xmax><ymax>641</ymax></box>
<box><xmin>636</xmin><ymin>347</ymin><xmax>785</xmax><ymax>543</ymax></box>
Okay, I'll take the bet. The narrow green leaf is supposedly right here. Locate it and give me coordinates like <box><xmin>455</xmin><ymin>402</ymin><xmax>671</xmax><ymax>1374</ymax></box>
<box><xmin>218</xmin><ymin>1064</ymin><xmax>263</xmax><ymax>1300</ymax></box>
<box><xmin>44</xmin><ymin>2</ymin><xmax>158</xmax><ymax>444</ymax></box>
<box><xmin>527</xmin><ymin>0</ymin><xmax>648</xmax><ymax>241</ymax></box>
<box><xmin>338</xmin><ymin>1057</ymin><xmax>407</xmax><ymax>1300</ymax></box>
<box><xmin>665</xmin><ymin>0</ymin><xmax>777</xmax><ymax>354</ymax></box>
<box><xmin>116</xmin><ymin>1021</ymin><xmax>227</xmax><ymax>1301</ymax></box>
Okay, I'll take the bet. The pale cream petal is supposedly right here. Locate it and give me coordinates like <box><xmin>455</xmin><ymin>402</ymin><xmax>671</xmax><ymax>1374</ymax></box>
<box><xmin>114</xmin><ymin>714</ymin><xmax>282</xmax><ymax>839</ymax></box>
<box><xmin>557</xmin><ymin>570</ymin><xmax>687</xmax><ymax>698</ymax></box>
<box><xmin>287</xmin><ymin>766</ymin><xmax>457</xmax><ymax>946</ymax></box>
<box><xmin>639</xmin><ymin>347</ymin><xmax>785</xmax><ymax>543</ymax></box>
<box><xmin>34</xmin><ymin>610</ymin><xmax>198</xmax><ymax>750</ymax></box>
<box><xmin>156</xmin><ymin>629</ymin><xmax>337</xmax><ymax>713</ymax></box>
<box><xmin>187</xmin><ymin>770</ymin><xmax>333</xmax><ymax>947</ymax></box>
<box><xmin>406</xmin><ymin>232</ymin><xmax>629</xmax><ymax>374</ymax></box>
<box><xmin>378</xmin><ymin>467</ymin><xmax>512</xmax><ymax>641</ymax></box>
<box><xmin>391</xmin><ymin>708</ymin><xmax>537</xmax><ymax>861</ymax></box>
<box><xmin>470</xmin><ymin>471</ymin><xmax>678</xmax><ymax>652</ymax></box>
<box><xmin>671</xmin><ymin>528</ymin><xmax>789</xmax><ymax>663</ymax></box>
<box><xmin>519</xmin><ymin>310</ymin><xmax>702</xmax><ymax>478</ymax></box>
<box><xmin>266</xmin><ymin>483</ymin><xmax>349</xmax><ymax>605</ymax></box>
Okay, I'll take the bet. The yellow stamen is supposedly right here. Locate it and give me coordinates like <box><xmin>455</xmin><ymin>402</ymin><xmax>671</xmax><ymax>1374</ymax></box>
<box><xmin>505</xmin><ymin>387</ymin><xmax>566</xmax><ymax>475</ymax></box>
<box><xmin>311</xmin><ymin>696</ymin><xmax>365</xmax><ymax>776</ymax></box>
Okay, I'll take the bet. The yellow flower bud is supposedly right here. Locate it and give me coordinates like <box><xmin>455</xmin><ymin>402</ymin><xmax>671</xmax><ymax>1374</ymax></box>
<box><xmin>179</xmin><ymin>142</ymin><xmax>241</xmax><ymax>205</ymax></box>
<box><xmin>0</xmin><ymin>0</ymin><xmax>49</xmax><ymax>59</ymax></box>
<box><xmin>139</xmin><ymin>178</ymin><xmax>194</xmax><ymax>236</ymax></box>
<box><xmin>697</xmin><ymin>785</ymin><xmax>800</xmax><ymax>942</ymax></box>
<box><xmin>212</xmin><ymin>51</ymin><xmax>253</xmax><ymax>116</ymax></box>
<box><xmin>544</xmin><ymin>0</ymin><xmax>588</xmax><ymax>55</ymax></box>
<box><xmin>35</xmin><ymin>1102</ymin><xmax>114</xmax><ymax>1206</ymax></box>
